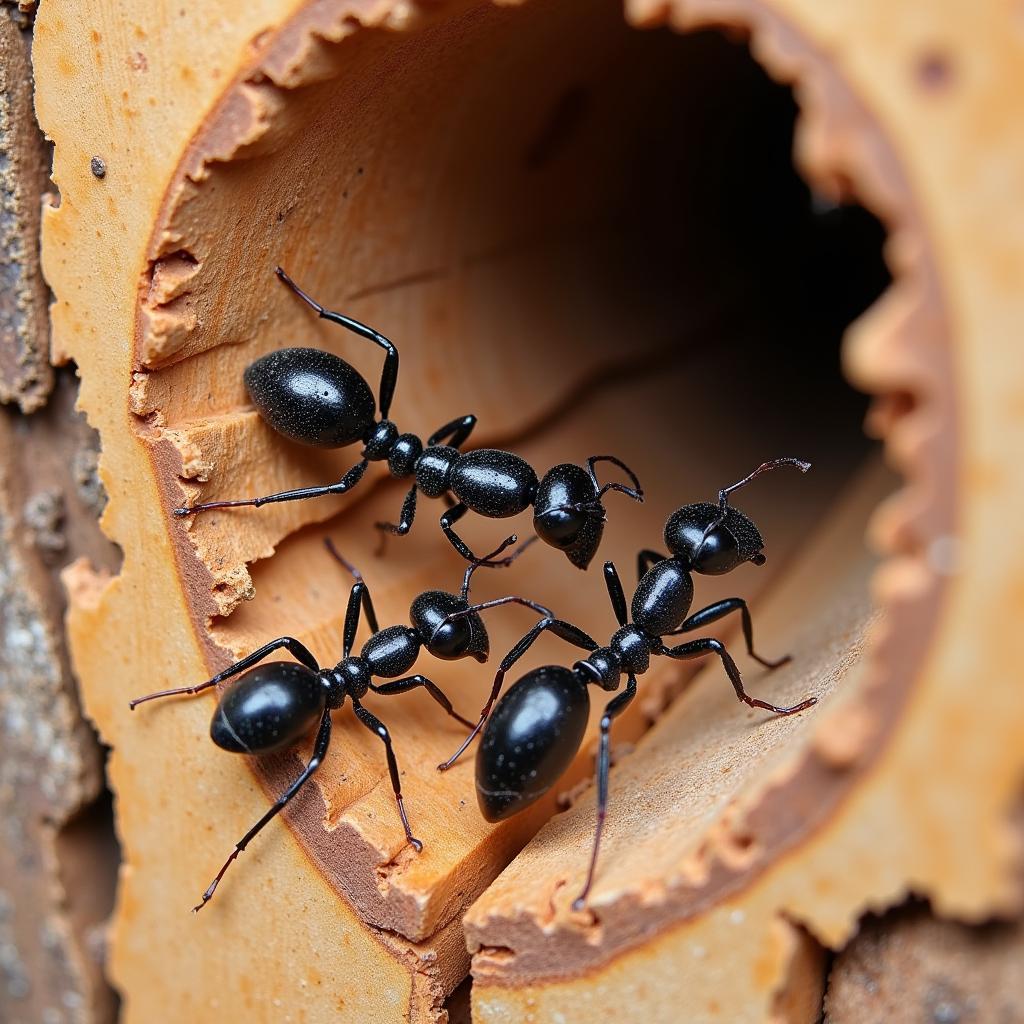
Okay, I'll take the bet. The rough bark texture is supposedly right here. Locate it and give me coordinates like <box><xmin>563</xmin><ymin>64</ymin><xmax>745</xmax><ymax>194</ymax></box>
<box><xmin>0</xmin><ymin>7</ymin><xmax>52</xmax><ymax>411</ymax></box>
<box><xmin>0</xmin><ymin>372</ymin><xmax>121</xmax><ymax>1023</ymax></box>
<box><xmin>825</xmin><ymin>903</ymin><xmax>1024</xmax><ymax>1024</ymax></box>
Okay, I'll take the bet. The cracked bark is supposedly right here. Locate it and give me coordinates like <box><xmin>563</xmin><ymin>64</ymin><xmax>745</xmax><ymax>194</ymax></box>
<box><xmin>0</xmin><ymin>368</ymin><xmax>121</xmax><ymax>1022</ymax></box>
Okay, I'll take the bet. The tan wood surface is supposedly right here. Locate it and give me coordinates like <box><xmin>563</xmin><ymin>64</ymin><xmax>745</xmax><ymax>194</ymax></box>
<box><xmin>128</xmin><ymin>0</ymin><xmax>871</xmax><ymax>954</ymax></box>
<box><xmin>1</xmin><ymin>12</ymin><xmax>119</xmax><ymax>1020</ymax></box>
<box><xmin>35</xmin><ymin>0</ymin><xmax>478</xmax><ymax>1019</ymax></box>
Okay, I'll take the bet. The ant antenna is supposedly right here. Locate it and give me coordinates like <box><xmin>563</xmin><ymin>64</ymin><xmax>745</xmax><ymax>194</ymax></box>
<box><xmin>324</xmin><ymin>537</ymin><xmax>363</xmax><ymax>582</ymax></box>
<box><xmin>698</xmin><ymin>458</ymin><xmax>812</xmax><ymax>557</ymax></box>
<box><xmin>461</xmin><ymin>534</ymin><xmax>537</xmax><ymax>600</ymax></box>
<box><xmin>586</xmin><ymin>455</ymin><xmax>644</xmax><ymax>504</ymax></box>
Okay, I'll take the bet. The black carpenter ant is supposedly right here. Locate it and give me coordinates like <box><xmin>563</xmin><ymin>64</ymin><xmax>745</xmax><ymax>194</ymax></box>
<box><xmin>128</xmin><ymin>534</ymin><xmax>554</xmax><ymax>911</ymax></box>
<box><xmin>438</xmin><ymin>458</ymin><xmax>817</xmax><ymax>909</ymax></box>
<box><xmin>173</xmin><ymin>268</ymin><xmax>642</xmax><ymax>570</ymax></box>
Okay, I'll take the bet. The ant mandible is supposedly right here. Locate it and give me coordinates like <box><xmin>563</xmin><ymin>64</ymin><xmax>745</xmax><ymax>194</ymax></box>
<box><xmin>128</xmin><ymin>533</ymin><xmax>565</xmax><ymax>911</ymax></box>
<box><xmin>173</xmin><ymin>268</ymin><xmax>643</xmax><ymax>570</ymax></box>
<box><xmin>438</xmin><ymin>458</ymin><xmax>816</xmax><ymax>909</ymax></box>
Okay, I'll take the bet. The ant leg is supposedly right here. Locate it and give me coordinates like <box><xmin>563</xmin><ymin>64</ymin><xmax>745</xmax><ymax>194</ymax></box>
<box><xmin>174</xmin><ymin>460</ymin><xmax>369</xmax><ymax>518</ymax></box>
<box><xmin>325</xmin><ymin>539</ymin><xmax>381</xmax><ymax>634</ymax></box>
<box><xmin>374</xmin><ymin>484</ymin><xmax>417</xmax><ymax>556</ymax></box>
<box><xmin>374</xmin><ymin>484</ymin><xmax>418</xmax><ymax>556</ymax></box>
<box><xmin>194</xmin><ymin>708</ymin><xmax>331</xmax><ymax>911</ymax></box>
<box><xmin>439</xmin><ymin>502</ymin><xmax>474</xmax><ymax>560</ymax></box>
<box><xmin>428</xmin><ymin>415</ymin><xmax>477</xmax><ymax>449</ymax></box>
<box><xmin>603</xmin><ymin>561</ymin><xmax>628</xmax><ymax>627</ymax></box>
<box><xmin>667</xmin><ymin>598</ymin><xmax>789</xmax><ymax>670</ymax></box>
<box><xmin>659</xmin><ymin>637</ymin><xmax>816</xmax><ymax>715</ymax></box>
<box><xmin>351</xmin><ymin>699</ymin><xmax>422</xmax><ymax>851</ymax></box>
<box><xmin>440</xmin><ymin>504</ymin><xmax>516</xmax><ymax>567</ymax></box>
<box><xmin>636</xmin><ymin>549</ymin><xmax>667</xmax><ymax>582</ymax></box>
<box><xmin>573</xmin><ymin>674</ymin><xmax>637</xmax><ymax>911</ymax></box>
<box><xmin>586</xmin><ymin>455</ymin><xmax>644</xmax><ymax>503</ymax></box>
<box><xmin>438</xmin><ymin>616</ymin><xmax>597</xmax><ymax>771</ymax></box>
<box><xmin>370</xmin><ymin>675</ymin><xmax>475</xmax><ymax>729</ymax></box>
<box><xmin>129</xmin><ymin>636</ymin><xmax>319</xmax><ymax>709</ymax></box>
<box><xmin>341</xmin><ymin>579</ymin><xmax>381</xmax><ymax>659</ymax></box>
<box><xmin>276</xmin><ymin>268</ymin><xmax>399</xmax><ymax>419</ymax></box>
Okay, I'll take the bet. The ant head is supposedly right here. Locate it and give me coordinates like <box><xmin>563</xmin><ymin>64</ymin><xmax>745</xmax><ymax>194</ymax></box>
<box><xmin>664</xmin><ymin>502</ymin><xmax>765</xmax><ymax>575</ymax></box>
<box><xmin>665</xmin><ymin>459</ymin><xmax>812</xmax><ymax>574</ymax></box>
<box><xmin>410</xmin><ymin>590</ymin><xmax>489</xmax><ymax>663</ymax></box>
<box><xmin>533</xmin><ymin>457</ymin><xmax>642</xmax><ymax>570</ymax></box>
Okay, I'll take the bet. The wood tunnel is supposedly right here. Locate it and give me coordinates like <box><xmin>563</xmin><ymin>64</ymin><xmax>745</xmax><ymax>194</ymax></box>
<box><xmin>34</xmin><ymin>0</ymin><xmax>1023</xmax><ymax>1021</ymax></box>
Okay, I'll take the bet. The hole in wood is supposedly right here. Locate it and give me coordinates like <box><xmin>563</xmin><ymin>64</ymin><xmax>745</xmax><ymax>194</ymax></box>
<box><xmin>135</xmin><ymin>0</ymin><xmax>914</xmax><ymax>970</ymax></box>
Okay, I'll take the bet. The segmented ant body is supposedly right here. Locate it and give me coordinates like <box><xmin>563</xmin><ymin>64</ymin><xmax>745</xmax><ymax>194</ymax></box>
<box><xmin>128</xmin><ymin>536</ymin><xmax>552</xmax><ymax>911</ymax></box>
<box><xmin>174</xmin><ymin>269</ymin><xmax>642</xmax><ymax>569</ymax></box>
<box><xmin>439</xmin><ymin>459</ymin><xmax>816</xmax><ymax>909</ymax></box>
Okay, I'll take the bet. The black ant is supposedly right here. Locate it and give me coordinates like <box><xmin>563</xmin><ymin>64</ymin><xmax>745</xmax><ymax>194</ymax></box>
<box><xmin>128</xmin><ymin>533</ymin><xmax>555</xmax><ymax>911</ymax></box>
<box><xmin>437</xmin><ymin>458</ymin><xmax>817</xmax><ymax>909</ymax></box>
<box><xmin>173</xmin><ymin>268</ymin><xmax>643</xmax><ymax>570</ymax></box>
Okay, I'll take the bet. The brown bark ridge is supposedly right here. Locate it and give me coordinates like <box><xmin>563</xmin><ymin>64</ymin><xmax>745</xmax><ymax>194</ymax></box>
<box><xmin>0</xmin><ymin>8</ymin><xmax>52</xmax><ymax>411</ymax></box>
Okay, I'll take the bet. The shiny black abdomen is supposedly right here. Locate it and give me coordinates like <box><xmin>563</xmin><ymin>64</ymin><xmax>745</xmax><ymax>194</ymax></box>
<box><xmin>449</xmin><ymin>450</ymin><xmax>539</xmax><ymax>517</ymax></box>
<box><xmin>210</xmin><ymin>661</ymin><xmax>325</xmax><ymax>755</ymax></box>
<box><xmin>631</xmin><ymin>559</ymin><xmax>694</xmax><ymax>637</ymax></box>
<box><xmin>476</xmin><ymin>665</ymin><xmax>590</xmax><ymax>821</ymax></box>
<box><xmin>244</xmin><ymin>347</ymin><xmax>375</xmax><ymax>449</ymax></box>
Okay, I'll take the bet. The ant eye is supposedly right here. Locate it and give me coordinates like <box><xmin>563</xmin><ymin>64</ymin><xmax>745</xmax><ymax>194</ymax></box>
<box><xmin>692</xmin><ymin>525</ymin><xmax>740</xmax><ymax>574</ymax></box>
<box><xmin>534</xmin><ymin>506</ymin><xmax>588</xmax><ymax>549</ymax></box>
<box><xmin>429</xmin><ymin>618</ymin><xmax>472</xmax><ymax>659</ymax></box>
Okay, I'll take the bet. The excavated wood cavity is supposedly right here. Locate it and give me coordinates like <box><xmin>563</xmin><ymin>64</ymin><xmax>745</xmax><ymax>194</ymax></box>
<box><xmin>130</xmin><ymin>0</ymin><xmax>948</xmax><ymax>960</ymax></box>
<box><xmin>465</xmin><ymin>0</ymin><xmax>958</xmax><ymax>989</ymax></box>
